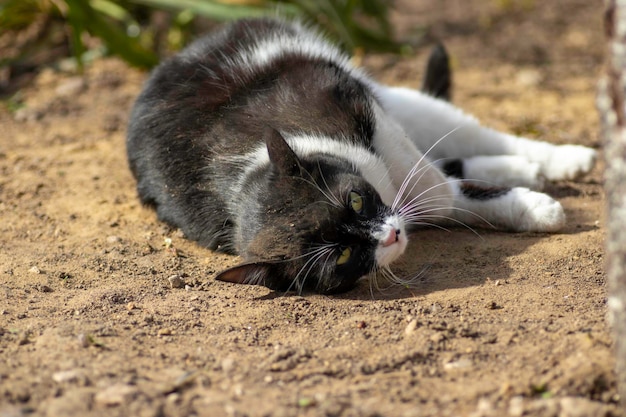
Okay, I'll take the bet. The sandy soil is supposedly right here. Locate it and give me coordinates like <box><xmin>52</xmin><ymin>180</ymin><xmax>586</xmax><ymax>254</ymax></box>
<box><xmin>0</xmin><ymin>1</ymin><xmax>622</xmax><ymax>416</ymax></box>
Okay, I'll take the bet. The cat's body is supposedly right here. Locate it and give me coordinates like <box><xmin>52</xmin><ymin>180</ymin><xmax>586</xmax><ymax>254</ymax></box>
<box><xmin>127</xmin><ymin>18</ymin><xmax>596</xmax><ymax>294</ymax></box>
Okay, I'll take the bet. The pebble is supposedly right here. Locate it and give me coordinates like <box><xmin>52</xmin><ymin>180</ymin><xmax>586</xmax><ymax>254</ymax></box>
<box><xmin>77</xmin><ymin>333</ymin><xmax>90</xmax><ymax>348</ymax></box>
<box><xmin>443</xmin><ymin>358</ymin><xmax>472</xmax><ymax>371</ymax></box>
<box><xmin>168</xmin><ymin>275</ymin><xmax>185</xmax><ymax>289</ymax></box>
<box><xmin>404</xmin><ymin>319</ymin><xmax>418</xmax><ymax>335</ymax></box>
<box><xmin>52</xmin><ymin>369</ymin><xmax>89</xmax><ymax>386</ymax></box>
<box><xmin>28</xmin><ymin>266</ymin><xmax>41</xmax><ymax>274</ymax></box>
<box><xmin>430</xmin><ymin>302</ymin><xmax>443</xmax><ymax>314</ymax></box>
<box><xmin>14</xmin><ymin>107</ymin><xmax>43</xmax><ymax>123</ymax></box>
<box><xmin>221</xmin><ymin>357</ymin><xmax>236</xmax><ymax>373</ymax></box>
<box><xmin>94</xmin><ymin>384</ymin><xmax>138</xmax><ymax>406</ymax></box>
<box><xmin>55</xmin><ymin>77</ymin><xmax>87</xmax><ymax>97</ymax></box>
<box><xmin>157</xmin><ymin>328</ymin><xmax>173</xmax><ymax>336</ymax></box>
<box><xmin>106</xmin><ymin>235</ymin><xmax>121</xmax><ymax>243</ymax></box>
<box><xmin>429</xmin><ymin>333</ymin><xmax>446</xmax><ymax>344</ymax></box>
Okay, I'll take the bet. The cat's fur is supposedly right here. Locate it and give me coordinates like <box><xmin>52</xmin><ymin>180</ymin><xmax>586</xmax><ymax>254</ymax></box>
<box><xmin>127</xmin><ymin>18</ymin><xmax>596</xmax><ymax>294</ymax></box>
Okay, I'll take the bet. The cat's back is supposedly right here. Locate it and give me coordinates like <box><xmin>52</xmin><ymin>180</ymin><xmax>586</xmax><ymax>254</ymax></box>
<box><xmin>128</xmin><ymin>18</ymin><xmax>374</xmax><ymax>154</ymax></box>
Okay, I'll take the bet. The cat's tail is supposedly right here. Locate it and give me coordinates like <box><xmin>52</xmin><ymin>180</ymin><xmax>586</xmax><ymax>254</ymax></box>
<box><xmin>421</xmin><ymin>43</ymin><xmax>452</xmax><ymax>102</ymax></box>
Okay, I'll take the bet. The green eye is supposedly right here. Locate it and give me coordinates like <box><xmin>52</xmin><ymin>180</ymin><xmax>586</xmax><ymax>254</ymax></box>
<box><xmin>349</xmin><ymin>191</ymin><xmax>363</xmax><ymax>213</ymax></box>
<box><xmin>337</xmin><ymin>247</ymin><xmax>351</xmax><ymax>265</ymax></box>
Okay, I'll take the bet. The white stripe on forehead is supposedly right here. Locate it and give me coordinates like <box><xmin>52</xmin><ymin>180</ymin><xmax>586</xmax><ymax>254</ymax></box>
<box><xmin>240</xmin><ymin>134</ymin><xmax>397</xmax><ymax>206</ymax></box>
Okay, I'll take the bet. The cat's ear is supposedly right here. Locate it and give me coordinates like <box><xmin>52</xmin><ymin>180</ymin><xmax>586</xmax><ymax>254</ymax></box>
<box><xmin>215</xmin><ymin>262</ymin><xmax>293</xmax><ymax>290</ymax></box>
<box><xmin>264</xmin><ymin>126</ymin><xmax>303</xmax><ymax>177</ymax></box>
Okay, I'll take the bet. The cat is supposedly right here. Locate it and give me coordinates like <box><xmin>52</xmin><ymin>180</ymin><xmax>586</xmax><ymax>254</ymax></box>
<box><xmin>126</xmin><ymin>18</ymin><xmax>596</xmax><ymax>294</ymax></box>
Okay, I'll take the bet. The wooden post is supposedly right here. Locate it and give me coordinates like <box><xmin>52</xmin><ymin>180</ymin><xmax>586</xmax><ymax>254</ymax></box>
<box><xmin>601</xmin><ymin>0</ymin><xmax>626</xmax><ymax>406</ymax></box>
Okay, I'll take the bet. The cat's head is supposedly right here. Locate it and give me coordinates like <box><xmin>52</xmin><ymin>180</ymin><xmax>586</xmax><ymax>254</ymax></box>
<box><xmin>217</xmin><ymin>128</ymin><xmax>407</xmax><ymax>294</ymax></box>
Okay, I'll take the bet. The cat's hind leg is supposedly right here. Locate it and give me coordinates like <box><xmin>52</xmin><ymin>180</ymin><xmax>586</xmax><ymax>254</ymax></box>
<box><xmin>437</xmin><ymin>155</ymin><xmax>545</xmax><ymax>189</ymax></box>
<box><xmin>371</xmin><ymin>84</ymin><xmax>597</xmax><ymax>182</ymax></box>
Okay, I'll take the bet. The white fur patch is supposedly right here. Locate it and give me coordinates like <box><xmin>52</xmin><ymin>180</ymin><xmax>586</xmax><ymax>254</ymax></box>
<box><xmin>239</xmin><ymin>134</ymin><xmax>398</xmax><ymax>206</ymax></box>
<box><xmin>460</xmin><ymin>156</ymin><xmax>544</xmax><ymax>189</ymax></box>
<box><xmin>373</xmin><ymin>214</ymin><xmax>408</xmax><ymax>266</ymax></box>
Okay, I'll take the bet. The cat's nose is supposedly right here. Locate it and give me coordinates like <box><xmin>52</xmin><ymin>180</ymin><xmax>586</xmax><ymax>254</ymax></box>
<box><xmin>382</xmin><ymin>228</ymin><xmax>400</xmax><ymax>247</ymax></box>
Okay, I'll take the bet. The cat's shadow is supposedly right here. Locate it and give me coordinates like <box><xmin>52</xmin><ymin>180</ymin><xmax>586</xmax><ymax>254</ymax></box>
<box><xmin>330</xmin><ymin>221</ymin><xmax>596</xmax><ymax>300</ymax></box>
<box><xmin>251</xmin><ymin>213</ymin><xmax>597</xmax><ymax>301</ymax></box>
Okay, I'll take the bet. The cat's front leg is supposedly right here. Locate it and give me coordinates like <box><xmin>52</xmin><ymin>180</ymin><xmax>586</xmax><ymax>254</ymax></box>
<box><xmin>452</xmin><ymin>183</ymin><xmax>566</xmax><ymax>232</ymax></box>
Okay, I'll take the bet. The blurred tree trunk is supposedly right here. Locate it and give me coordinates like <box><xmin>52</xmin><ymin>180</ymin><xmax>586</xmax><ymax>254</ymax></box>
<box><xmin>602</xmin><ymin>0</ymin><xmax>626</xmax><ymax>407</ymax></box>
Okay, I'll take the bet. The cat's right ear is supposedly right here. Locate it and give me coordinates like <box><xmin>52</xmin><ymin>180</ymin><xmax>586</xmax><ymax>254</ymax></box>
<box><xmin>264</xmin><ymin>126</ymin><xmax>303</xmax><ymax>177</ymax></box>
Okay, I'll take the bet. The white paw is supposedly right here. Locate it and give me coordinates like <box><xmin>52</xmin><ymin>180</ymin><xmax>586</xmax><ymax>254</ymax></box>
<box><xmin>541</xmin><ymin>145</ymin><xmax>596</xmax><ymax>181</ymax></box>
<box><xmin>464</xmin><ymin>156</ymin><xmax>545</xmax><ymax>189</ymax></box>
<box><xmin>510</xmin><ymin>188</ymin><xmax>565</xmax><ymax>232</ymax></box>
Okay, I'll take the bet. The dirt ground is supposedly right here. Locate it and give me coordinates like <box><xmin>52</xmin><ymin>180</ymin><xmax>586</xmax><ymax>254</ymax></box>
<box><xmin>0</xmin><ymin>1</ymin><xmax>622</xmax><ymax>416</ymax></box>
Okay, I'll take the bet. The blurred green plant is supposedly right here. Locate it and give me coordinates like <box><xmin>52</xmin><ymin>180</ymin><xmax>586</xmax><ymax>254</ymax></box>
<box><xmin>0</xmin><ymin>0</ymin><xmax>398</xmax><ymax>74</ymax></box>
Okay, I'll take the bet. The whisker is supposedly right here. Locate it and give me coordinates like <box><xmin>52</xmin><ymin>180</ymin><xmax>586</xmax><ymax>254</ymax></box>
<box><xmin>393</xmin><ymin>157</ymin><xmax>455</xmax><ymax>211</ymax></box>
<box><xmin>316</xmin><ymin>160</ymin><xmax>345</xmax><ymax>208</ymax></box>
<box><xmin>284</xmin><ymin>246</ymin><xmax>334</xmax><ymax>294</ymax></box>
<box><xmin>392</xmin><ymin>126</ymin><xmax>464</xmax><ymax>211</ymax></box>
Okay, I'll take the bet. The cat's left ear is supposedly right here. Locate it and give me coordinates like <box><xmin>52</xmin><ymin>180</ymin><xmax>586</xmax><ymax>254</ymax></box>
<box><xmin>264</xmin><ymin>126</ymin><xmax>303</xmax><ymax>177</ymax></box>
<box><xmin>215</xmin><ymin>262</ymin><xmax>293</xmax><ymax>291</ymax></box>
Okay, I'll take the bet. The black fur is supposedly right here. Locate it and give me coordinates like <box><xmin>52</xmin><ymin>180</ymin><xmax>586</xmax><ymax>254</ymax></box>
<box><xmin>459</xmin><ymin>183</ymin><xmax>510</xmax><ymax>200</ymax></box>
<box><xmin>442</xmin><ymin>159</ymin><xmax>464</xmax><ymax>178</ymax></box>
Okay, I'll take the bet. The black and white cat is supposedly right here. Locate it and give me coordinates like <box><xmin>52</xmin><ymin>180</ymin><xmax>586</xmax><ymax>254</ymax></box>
<box><xmin>127</xmin><ymin>18</ymin><xmax>596</xmax><ymax>294</ymax></box>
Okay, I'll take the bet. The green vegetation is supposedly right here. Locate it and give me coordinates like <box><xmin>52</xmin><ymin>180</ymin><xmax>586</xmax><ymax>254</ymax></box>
<box><xmin>0</xmin><ymin>0</ymin><xmax>398</xmax><ymax>71</ymax></box>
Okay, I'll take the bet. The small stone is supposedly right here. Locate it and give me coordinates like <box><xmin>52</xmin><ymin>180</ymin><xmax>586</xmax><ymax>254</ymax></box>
<box><xmin>405</xmin><ymin>319</ymin><xmax>418</xmax><ymax>335</ymax></box>
<box><xmin>508</xmin><ymin>396</ymin><xmax>525</xmax><ymax>417</ymax></box>
<box><xmin>94</xmin><ymin>384</ymin><xmax>138</xmax><ymax>406</ymax></box>
<box><xmin>77</xmin><ymin>333</ymin><xmax>90</xmax><ymax>348</ymax></box>
<box><xmin>158</xmin><ymin>328</ymin><xmax>173</xmax><ymax>336</ymax></box>
<box><xmin>106</xmin><ymin>235</ymin><xmax>121</xmax><ymax>243</ymax></box>
<box><xmin>168</xmin><ymin>275</ymin><xmax>184</xmax><ymax>289</ymax></box>
<box><xmin>430</xmin><ymin>333</ymin><xmax>446</xmax><ymax>344</ymax></box>
<box><xmin>486</xmin><ymin>301</ymin><xmax>502</xmax><ymax>310</ymax></box>
<box><xmin>221</xmin><ymin>357</ymin><xmax>236</xmax><ymax>373</ymax></box>
<box><xmin>430</xmin><ymin>302</ymin><xmax>443</xmax><ymax>314</ymax></box>
<box><xmin>14</xmin><ymin>107</ymin><xmax>43</xmax><ymax>123</ymax></box>
<box><xmin>559</xmin><ymin>397</ymin><xmax>609</xmax><ymax>417</ymax></box>
<box><xmin>55</xmin><ymin>77</ymin><xmax>86</xmax><ymax>97</ymax></box>
<box><xmin>443</xmin><ymin>358</ymin><xmax>472</xmax><ymax>371</ymax></box>
<box><xmin>28</xmin><ymin>266</ymin><xmax>41</xmax><ymax>274</ymax></box>
<box><xmin>52</xmin><ymin>369</ymin><xmax>89</xmax><ymax>386</ymax></box>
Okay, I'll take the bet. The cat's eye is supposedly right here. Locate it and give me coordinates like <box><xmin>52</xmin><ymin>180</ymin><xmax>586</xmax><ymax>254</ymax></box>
<box><xmin>336</xmin><ymin>247</ymin><xmax>352</xmax><ymax>265</ymax></box>
<box><xmin>349</xmin><ymin>191</ymin><xmax>363</xmax><ymax>213</ymax></box>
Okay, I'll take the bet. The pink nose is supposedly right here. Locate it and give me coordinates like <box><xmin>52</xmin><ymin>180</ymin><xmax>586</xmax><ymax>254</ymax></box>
<box><xmin>382</xmin><ymin>228</ymin><xmax>400</xmax><ymax>247</ymax></box>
